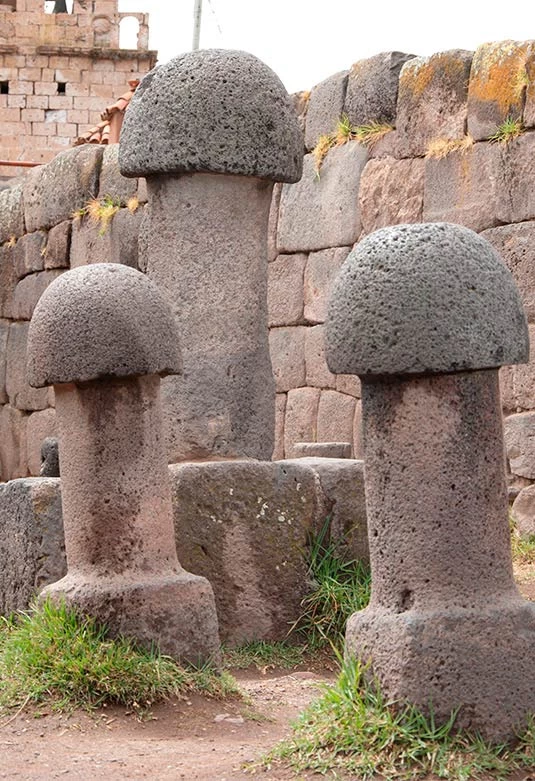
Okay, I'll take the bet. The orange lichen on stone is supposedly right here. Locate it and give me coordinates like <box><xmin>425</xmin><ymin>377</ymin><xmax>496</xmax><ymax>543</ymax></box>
<box><xmin>399</xmin><ymin>52</ymin><xmax>469</xmax><ymax>99</ymax></box>
<box><xmin>468</xmin><ymin>41</ymin><xmax>530</xmax><ymax>114</ymax></box>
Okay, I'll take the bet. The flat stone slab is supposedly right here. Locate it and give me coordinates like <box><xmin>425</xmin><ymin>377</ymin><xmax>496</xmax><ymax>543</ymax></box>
<box><xmin>504</xmin><ymin>411</ymin><xmax>535</xmax><ymax>479</ymax></box>
<box><xmin>304</xmin><ymin>70</ymin><xmax>348</xmax><ymax>151</ymax></box>
<box><xmin>345</xmin><ymin>51</ymin><xmax>414</xmax><ymax>127</ymax></box>
<box><xmin>360</xmin><ymin>156</ymin><xmax>424</xmax><ymax>235</ymax></box>
<box><xmin>482</xmin><ymin>221</ymin><xmax>535</xmax><ymax>321</ymax></box>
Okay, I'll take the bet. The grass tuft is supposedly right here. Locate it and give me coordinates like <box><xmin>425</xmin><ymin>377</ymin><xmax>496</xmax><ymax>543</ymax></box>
<box><xmin>223</xmin><ymin>640</ymin><xmax>306</xmax><ymax>672</ymax></box>
<box><xmin>488</xmin><ymin>116</ymin><xmax>524</xmax><ymax>145</ymax></box>
<box><xmin>260</xmin><ymin>656</ymin><xmax>535</xmax><ymax>780</ymax></box>
<box><xmin>126</xmin><ymin>195</ymin><xmax>140</xmax><ymax>213</ymax></box>
<box><xmin>312</xmin><ymin>115</ymin><xmax>393</xmax><ymax>176</ymax></box>
<box><xmin>426</xmin><ymin>134</ymin><xmax>474</xmax><ymax>159</ymax></box>
<box><xmin>86</xmin><ymin>195</ymin><xmax>121</xmax><ymax>235</ymax></box>
<box><xmin>0</xmin><ymin>600</ymin><xmax>237</xmax><ymax>717</ymax></box>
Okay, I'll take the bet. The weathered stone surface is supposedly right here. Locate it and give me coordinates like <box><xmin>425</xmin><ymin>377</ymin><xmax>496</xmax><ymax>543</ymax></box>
<box><xmin>352</xmin><ymin>400</ymin><xmax>364</xmax><ymax>459</ymax></box>
<box><xmin>504</xmin><ymin>411</ymin><xmax>535</xmax><ymax>478</ymax></box>
<box><xmin>27</xmin><ymin>264</ymin><xmax>182</xmax><ymax>388</ymax></box>
<box><xmin>0</xmin><ymin>318</ymin><xmax>8</xmax><ymax>405</ymax></box>
<box><xmin>0</xmin><ymin>478</ymin><xmax>65</xmax><ymax>615</ymax></box>
<box><xmin>267</xmin><ymin>183</ymin><xmax>282</xmax><ymax>263</ymax></box>
<box><xmin>500</xmin><ymin>365</ymin><xmax>516</xmax><ymax>412</ymax></box>
<box><xmin>44</xmin><ymin>221</ymin><xmax>71</xmax><ymax>270</ymax></box>
<box><xmin>12</xmin><ymin>270</ymin><xmax>63</xmax><ymax>321</ymax></box>
<box><xmin>284</xmin><ymin>387</ymin><xmax>320</xmax><ymax>459</ymax></box>
<box><xmin>0</xmin><ymin>404</ymin><xmax>28</xmax><ymax>481</ymax></box>
<box><xmin>273</xmin><ymin>393</ymin><xmax>286</xmax><ymax>461</ymax></box>
<box><xmin>423</xmin><ymin>140</ymin><xmax>506</xmax><ymax>232</ymax></box>
<box><xmin>40</xmin><ymin>437</ymin><xmax>60</xmax><ymax>478</ymax></box>
<box><xmin>285</xmin><ymin>457</ymin><xmax>368</xmax><ymax>563</ymax></box>
<box><xmin>336</xmin><ymin>373</ymin><xmax>361</xmax><ymax>398</ymax></box>
<box><xmin>70</xmin><ymin>208</ymin><xmax>142</xmax><ymax>270</ymax></box>
<box><xmin>501</xmin><ymin>133</ymin><xmax>535</xmax><ymax>224</ymax></box>
<box><xmin>6</xmin><ymin>322</ymin><xmax>48</xmax><ymax>411</ymax></box>
<box><xmin>293</xmin><ymin>442</ymin><xmax>351</xmax><ymax>459</ymax></box>
<box><xmin>504</xmin><ymin>325</ymin><xmax>535</xmax><ymax>410</ymax></box>
<box><xmin>360</xmin><ymin>157</ymin><xmax>424</xmax><ymax>235</ymax></box>
<box><xmin>345</xmin><ymin>51</ymin><xmax>414</xmax><ymax>127</ymax></box>
<box><xmin>0</xmin><ymin>182</ymin><xmax>24</xmax><ymax>244</ymax></box>
<box><xmin>97</xmin><ymin>143</ymin><xmax>138</xmax><ymax>204</ymax></box>
<box><xmin>0</xmin><ymin>243</ymin><xmax>16</xmax><ymax>319</ymax></box>
<box><xmin>304</xmin><ymin>247</ymin><xmax>350</xmax><ymax>324</ymax></box>
<box><xmin>120</xmin><ymin>49</ymin><xmax>303</xmax><ymax>183</ymax></box>
<box><xmin>170</xmin><ymin>460</ymin><xmax>320</xmax><ymax>644</ymax></box>
<box><xmin>525</xmin><ymin>44</ymin><xmax>535</xmax><ymax>128</ymax></box>
<box><xmin>14</xmin><ymin>231</ymin><xmax>46</xmax><ymax>279</ymax></box>
<box><xmin>305</xmin><ymin>324</ymin><xmax>337</xmax><ymax>389</ymax></box>
<box><xmin>482</xmin><ymin>221</ymin><xmax>535</xmax><ymax>321</ymax></box>
<box><xmin>268</xmin><ymin>253</ymin><xmax>306</xmax><ymax>327</ymax></box>
<box><xmin>269</xmin><ymin>326</ymin><xmax>306</xmax><ymax>393</ymax></box>
<box><xmin>512</xmin><ymin>484</ymin><xmax>535</xmax><ymax>538</ymax></box>
<box><xmin>396</xmin><ymin>50</ymin><xmax>473</xmax><ymax>157</ymax></box>
<box><xmin>326</xmin><ymin>223</ymin><xmax>528</xmax><ymax>377</ymax></box>
<box><xmin>278</xmin><ymin>144</ymin><xmax>367</xmax><ymax>253</ymax></box>
<box><xmin>468</xmin><ymin>41</ymin><xmax>531</xmax><ymax>141</ymax></box>
<box><xmin>304</xmin><ymin>70</ymin><xmax>348</xmax><ymax>151</ymax></box>
<box><xmin>291</xmin><ymin>90</ymin><xmax>310</xmax><ymax>134</ymax></box>
<box><xmin>26</xmin><ymin>407</ymin><xmax>56</xmax><ymax>477</ymax></box>
<box><xmin>316</xmin><ymin>390</ymin><xmax>356</xmax><ymax>446</ymax></box>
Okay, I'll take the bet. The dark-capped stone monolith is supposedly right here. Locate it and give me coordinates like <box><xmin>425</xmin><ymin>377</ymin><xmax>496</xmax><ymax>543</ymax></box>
<box><xmin>27</xmin><ymin>263</ymin><xmax>220</xmax><ymax>664</ymax></box>
<box><xmin>119</xmin><ymin>49</ymin><xmax>303</xmax><ymax>462</ymax></box>
<box><xmin>326</xmin><ymin>222</ymin><xmax>535</xmax><ymax>740</ymax></box>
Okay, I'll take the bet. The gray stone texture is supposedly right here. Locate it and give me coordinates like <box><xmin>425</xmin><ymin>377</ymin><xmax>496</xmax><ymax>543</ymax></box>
<box><xmin>267</xmin><ymin>183</ymin><xmax>283</xmax><ymax>263</ymax></box>
<box><xmin>504</xmin><ymin>411</ymin><xmax>535</xmax><ymax>479</ymax></box>
<box><xmin>267</xmin><ymin>253</ymin><xmax>306</xmax><ymax>327</ymax></box>
<box><xmin>277</xmin><ymin>145</ymin><xmax>368</xmax><ymax>253</ymax></box>
<box><xmin>26</xmin><ymin>407</ymin><xmax>57</xmax><ymax>477</ymax></box>
<box><xmin>482</xmin><ymin>221</ymin><xmax>535</xmax><ymax>321</ymax></box>
<box><xmin>97</xmin><ymin>144</ymin><xmax>138</xmax><ymax>204</ymax></box>
<box><xmin>145</xmin><ymin>174</ymin><xmax>275</xmax><ymax>463</ymax></box>
<box><xmin>23</xmin><ymin>145</ymin><xmax>104</xmax><ymax>233</ymax></box>
<box><xmin>44</xmin><ymin>221</ymin><xmax>71</xmax><ymax>270</ymax></box>
<box><xmin>6</xmin><ymin>322</ymin><xmax>49</xmax><ymax>411</ymax></box>
<box><xmin>40</xmin><ymin>437</ymin><xmax>60</xmax><ymax>478</ymax></box>
<box><xmin>14</xmin><ymin>231</ymin><xmax>46</xmax><ymax>279</ymax></box>
<box><xmin>12</xmin><ymin>270</ymin><xmax>64</xmax><ymax>321</ymax></box>
<box><xmin>503</xmin><ymin>325</ymin><xmax>535</xmax><ymax>411</ymax></box>
<box><xmin>291</xmin><ymin>90</ymin><xmax>309</xmax><ymax>135</ymax></box>
<box><xmin>347</xmin><ymin>370</ymin><xmax>535</xmax><ymax>741</ymax></box>
<box><xmin>0</xmin><ymin>318</ymin><xmax>8</xmax><ymax>404</ymax></box>
<box><xmin>0</xmin><ymin>242</ymin><xmax>17</xmax><ymax>319</ymax></box>
<box><xmin>284</xmin><ymin>387</ymin><xmax>320</xmax><ymax>459</ymax></box>
<box><xmin>0</xmin><ymin>478</ymin><xmax>65</xmax><ymax>616</ymax></box>
<box><xmin>501</xmin><ymin>133</ymin><xmax>535</xmax><ymax>224</ymax></box>
<box><xmin>273</xmin><ymin>393</ymin><xmax>286</xmax><ymax>461</ymax></box>
<box><xmin>524</xmin><ymin>44</ymin><xmax>535</xmax><ymax>128</ymax></box>
<box><xmin>293</xmin><ymin>442</ymin><xmax>351</xmax><ymax>459</ymax></box>
<box><xmin>345</xmin><ymin>51</ymin><xmax>414</xmax><ymax>127</ymax></box>
<box><xmin>304</xmin><ymin>70</ymin><xmax>348</xmax><ymax>151</ymax></box>
<box><xmin>336</xmin><ymin>373</ymin><xmax>361</xmax><ymax>398</ymax></box>
<box><xmin>269</xmin><ymin>326</ymin><xmax>306</xmax><ymax>394</ymax></box>
<box><xmin>467</xmin><ymin>41</ymin><xmax>531</xmax><ymax>141</ymax></box>
<box><xmin>423</xmin><ymin>139</ymin><xmax>506</xmax><ymax>232</ymax></box>
<box><xmin>0</xmin><ymin>182</ymin><xmax>24</xmax><ymax>244</ymax></box>
<box><xmin>304</xmin><ymin>247</ymin><xmax>350</xmax><ymax>324</ymax></box>
<box><xmin>170</xmin><ymin>460</ymin><xmax>320</xmax><ymax>645</ymax></box>
<box><xmin>119</xmin><ymin>49</ymin><xmax>303</xmax><ymax>183</ymax></box>
<box><xmin>359</xmin><ymin>157</ymin><xmax>424</xmax><ymax>236</ymax></box>
<box><xmin>70</xmin><ymin>208</ymin><xmax>142</xmax><ymax>270</ymax></box>
<box><xmin>512</xmin><ymin>484</ymin><xmax>535</xmax><ymax>538</ymax></box>
<box><xmin>305</xmin><ymin>324</ymin><xmax>337</xmax><ymax>389</ymax></box>
<box><xmin>352</xmin><ymin>400</ymin><xmax>364</xmax><ymax>459</ymax></box>
<box><xmin>0</xmin><ymin>404</ymin><xmax>27</xmax><ymax>481</ymax></box>
<box><xmin>396</xmin><ymin>50</ymin><xmax>473</xmax><ymax>157</ymax></box>
<box><xmin>316</xmin><ymin>389</ymin><xmax>356</xmax><ymax>446</ymax></box>
<box><xmin>27</xmin><ymin>264</ymin><xmax>182</xmax><ymax>388</ymax></box>
<box><xmin>326</xmin><ymin>223</ymin><xmax>528</xmax><ymax>377</ymax></box>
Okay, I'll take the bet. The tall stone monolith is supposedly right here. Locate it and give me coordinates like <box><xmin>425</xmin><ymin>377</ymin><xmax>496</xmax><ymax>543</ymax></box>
<box><xmin>326</xmin><ymin>222</ymin><xmax>535</xmax><ymax>740</ymax></box>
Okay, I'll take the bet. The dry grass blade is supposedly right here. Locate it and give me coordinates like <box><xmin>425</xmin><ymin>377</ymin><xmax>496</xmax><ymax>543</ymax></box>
<box><xmin>425</xmin><ymin>134</ymin><xmax>474</xmax><ymax>160</ymax></box>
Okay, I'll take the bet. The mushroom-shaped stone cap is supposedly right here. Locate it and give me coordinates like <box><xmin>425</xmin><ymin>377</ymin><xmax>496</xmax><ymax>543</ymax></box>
<box><xmin>326</xmin><ymin>222</ymin><xmax>529</xmax><ymax>377</ymax></box>
<box><xmin>27</xmin><ymin>264</ymin><xmax>182</xmax><ymax>388</ymax></box>
<box><xmin>119</xmin><ymin>49</ymin><xmax>303</xmax><ymax>182</ymax></box>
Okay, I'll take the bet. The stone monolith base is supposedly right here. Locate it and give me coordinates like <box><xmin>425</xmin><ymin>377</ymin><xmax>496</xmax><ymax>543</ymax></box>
<box><xmin>41</xmin><ymin>570</ymin><xmax>221</xmax><ymax>666</ymax></box>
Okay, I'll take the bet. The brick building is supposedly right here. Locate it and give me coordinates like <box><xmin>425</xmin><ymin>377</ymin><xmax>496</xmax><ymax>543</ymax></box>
<box><xmin>0</xmin><ymin>0</ymin><xmax>157</xmax><ymax>179</ymax></box>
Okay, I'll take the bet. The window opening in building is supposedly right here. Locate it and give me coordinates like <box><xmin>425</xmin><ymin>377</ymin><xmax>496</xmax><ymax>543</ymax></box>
<box><xmin>0</xmin><ymin>82</ymin><xmax>9</xmax><ymax>95</ymax></box>
<box><xmin>44</xmin><ymin>0</ymin><xmax>74</xmax><ymax>13</ymax></box>
<box><xmin>57</xmin><ymin>82</ymin><xmax>67</xmax><ymax>95</ymax></box>
<box><xmin>119</xmin><ymin>15</ymin><xmax>140</xmax><ymax>49</ymax></box>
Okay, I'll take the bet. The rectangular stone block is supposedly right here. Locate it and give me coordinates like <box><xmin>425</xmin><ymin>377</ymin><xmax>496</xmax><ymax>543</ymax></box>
<box><xmin>169</xmin><ymin>460</ymin><xmax>320</xmax><ymax>644</ymax></box>
<box><xmin>97</xmin><ymin>143</ymin><xmax>138</xmax><ymax>205</ymax></box>
<box><xmin>267</xmin><ymin>183</ymin><xmax>282</xmax><ymax>263</ymax></box>
<box><xmin>277</xmin><ymin>143</ymin><xmax>368</xmax><ymax>253</ymax></box>
<box><xmin>14</xmin><ymin>230</ymin><xmax>46</xmax><ymax>279</ymax></box>
<box><xmin>305</xmin><ymin>324</ymin><xmax>337</xmax><ymax>390</ymax></box>
<box><xmin>26</xmin><ymin>407</ymin><xmax>56</xmax><ymax>476</ymax></box>
<box><xmin>482</xmin><ymin>221</ymin><xmax>535</xmax><ymax>321</ymax></box>
<box><xmin>273</xmin><ymin>393</ymin><xmax>286</xmax><ymax>461</ymax></box>
<box><xmin>316</xmin><ymin>389</ymin><xmax>356</xmax><ymax>447</ymax></box>
<box><xmin>267</xmin><ymin>253</ymin><xmax>306</xmax><ymax>327</ymax></box>
<box><xmin>423</xmin><ymin>141</ymin><xmax>505</xmax><ymax>232</ymax></box>
<box><xmin>345</xmin><ymin>51</ymin><xmax>414</xmax><ymax>127</ymax></box>
<box><xmin>500</xmin><ymin>133</ymin><xmax>535</xmax><ymax>224</ymax></box>
<box><xmin>284</xmin><ymin>386</ymin><xmax>321</xmax><ymax>458</ymax></box>
<box><xmin>0</xmin><ymin>182</ymin><xmax>24</xmax><ymax>243</ymax></box>
<box><xmin>12</xmin><ymin>269</ymin><xmax>63</xmax><ymax>320</ymax></box>
<box><xmin>0</xmin><ymin>318</ymin><xmax>8</xmax><ymax>405</ymax></box>
<box><xmin>504</xmin><ymin>411</ymin><xmax>535</xmax><ymax>478</ymax></box>
<box><xmin>468</xmin><ymin>41</ymin><xmax>531</xmax><ymax>141</ymax></box>
<box><xmin>269</xmin><ymin>326</ymin><xmax>306</xmax><ymax>393</ymax></box>
<box><xmin>359</xmin><ymin>156</ymin><xmax>424</xmax><ymax>235</ymax></box>
<box><xmin>353</xmin><ymin>399</ymin><xmax>364</xmax><ymax>459</ymax></box>
<box><xmin>336</xmin><ymin>373</ymin><xmax>361</xmax><ymax>398</ymax></box>
<box><xmin>0</xmin><ymin>478</ymin><xmax>65</xmax><ymax>615</ymax></box>
<box><xmin>70</xmin><ymin>208</ymin><xmax>142</xmax><ymax>270</ymax></box>
<box><xmin>304</xmin><ymin>246</ymin><xmax>350</xmax><ymax>324</ymax></box>
<box><xmin>0</xmin><ymin>404</ymin><xmax>28</xmax><ymax>482</ymax></box>
<box><xmin>0</xmin><ymin>243</ymin><xmax>17</xmax><ymax>319</ymax></box>
<box><xmin>304</xmin><ymin>69</ymin><xmax>348</xmax><ymax>151</ymax></box>
<box><xmin>23</xmin><ymin>144</ymin><xmax>104</xmax><ymax>232</ymax></box>
<box><xmin>45</xmin><ymin>220</ymin><xmax>71</xmax><ymax>269</ymax></box>
<box><xmin>6</xmin><ymin>322</ymin><xmax>49</xmax><ymax>411</ymax></box>
<box><xmin>524</xmin><ymin>44</ymin><xmax>535</xmax><ymax>128</ymax></box>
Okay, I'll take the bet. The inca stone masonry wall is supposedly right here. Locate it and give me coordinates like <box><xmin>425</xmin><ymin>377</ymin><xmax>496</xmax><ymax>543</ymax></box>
<box><xmin>2</xmin><ymin>40</ymin><xmax>535</xmax><ymax>509</ymax></box>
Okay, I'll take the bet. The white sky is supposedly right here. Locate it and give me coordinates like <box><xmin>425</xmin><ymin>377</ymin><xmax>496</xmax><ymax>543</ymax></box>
<box><xmin>118</xmin><ymin>1</ymin><xmax>535</xmax><ymax>94</ymax></box>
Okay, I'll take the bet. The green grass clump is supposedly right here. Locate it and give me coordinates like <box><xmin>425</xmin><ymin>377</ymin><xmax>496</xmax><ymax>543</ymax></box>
<box><xmin>312</xmin><ymin>114</ymin><xmax>393</xmax><ymax>175</ymax></box>
<box><xmin>224</xmin><ymin>640</ymin><xmax>306</xmax><ymax>671</ymax></box>
<box><xmin>262</xmin><ymin>656</ymin><xmax>535</xmax><ymax>780</ymax></box>
<box><xmin>0</xmin><ymin>600</ymin><xmax>236</xmax><ymax>715</ymax></box>
<box><xmin>488</xmin><ymin>116</ymin><xmax>524</xmax><ymax>144</ymax></box>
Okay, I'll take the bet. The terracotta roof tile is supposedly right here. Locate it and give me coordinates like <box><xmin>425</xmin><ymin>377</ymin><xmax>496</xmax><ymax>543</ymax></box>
<box><xmin>74</xmin><ymin>79</ymin><xmax>139</xmax><ymax>146</ymax></box>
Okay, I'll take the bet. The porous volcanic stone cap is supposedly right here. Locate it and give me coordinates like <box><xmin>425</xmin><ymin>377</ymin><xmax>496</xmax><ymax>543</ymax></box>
<box><xmin>119</xmin><ymin>49</ymin><xmax>303</xmax><ymax>182</ymax></box>
<box><xmin>27</xmin><ymin>264</ymin><xmax>182</xmax><ymax>388</ymax></box>
<box><xmin>325</xmin><ymin>222</ymin><xmax>529</xmax><ymax>377</ymax></box>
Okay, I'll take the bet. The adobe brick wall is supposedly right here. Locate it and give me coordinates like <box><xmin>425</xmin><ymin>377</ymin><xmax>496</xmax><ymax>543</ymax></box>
<box><xmin>0</xmin><ymin>0</ymin><xmax>156</xmax><ymax>177</ymax></box>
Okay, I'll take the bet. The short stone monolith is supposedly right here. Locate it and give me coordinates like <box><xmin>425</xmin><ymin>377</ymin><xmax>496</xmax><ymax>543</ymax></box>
<box><xmin>326</xmin><ymin>222</ymin><xmax>535</xmax><ymax>740</ymax></box>
<box><xmin>27</xmin><ymin>263</ymin><xmax>221</xmax><ymax>664</ymax></box>
<box><xmin>119</xmin><ymin>49</ymin><xmax>303</xmax><ymax>463</ymax></box>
